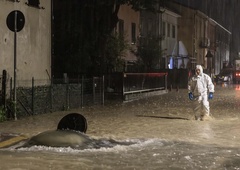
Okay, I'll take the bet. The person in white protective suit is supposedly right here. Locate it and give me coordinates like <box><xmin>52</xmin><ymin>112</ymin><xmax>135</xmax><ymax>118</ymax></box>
<box><xmin>188</xmin><ymin>65</ymin><xmax>215</xmax><ymax>121</ymax></box>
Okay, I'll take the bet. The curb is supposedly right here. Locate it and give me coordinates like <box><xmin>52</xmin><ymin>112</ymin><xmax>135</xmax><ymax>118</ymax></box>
<box><xmin>0</xmin><ymin>133</ymin><xmax>28</xmax><ymax>148</ymax></box>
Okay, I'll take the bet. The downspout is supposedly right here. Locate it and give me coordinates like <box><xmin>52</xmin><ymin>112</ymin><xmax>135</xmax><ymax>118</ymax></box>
<box><xmin>50</xmin><ymin>0</ymin><xmax>54</xmax><ymax>110</ymax></box>
<box><xmin>51</xmin><ymin>0</ymin><xmax>54</xmax><ymax>79</ymax></box>
<box><xmin>159</xmin><ymin>3</ymin><xmax>162</xmax><ymax>69</ymax></box>
<box><xmin>193</xmin><ymin>11</ymin><xmax>196</xmax><ymax>69</ymax></box>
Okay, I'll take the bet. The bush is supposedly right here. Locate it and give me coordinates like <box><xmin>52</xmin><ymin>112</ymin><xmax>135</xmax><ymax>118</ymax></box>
<box><xmin>0</xmin><ymin>106</ymin><xmax>6</xmax><ymax>122</ymax></box>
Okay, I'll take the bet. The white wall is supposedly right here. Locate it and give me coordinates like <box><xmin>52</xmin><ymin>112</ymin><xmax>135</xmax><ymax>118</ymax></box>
<box><xmin>161</xmin><ymin>9</ymin><xmax>180</xmax><ymax>68</ymax></box>
<box><xmin>0</xmin><ymin>0</ymin><xmax>51</xmax><ymax>86</ymax></box>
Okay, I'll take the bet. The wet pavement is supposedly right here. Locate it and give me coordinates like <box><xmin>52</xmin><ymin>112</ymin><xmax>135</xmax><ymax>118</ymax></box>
<box><xmin>0</xmin><ymin>83</ymin><xmax>240</xmax><ymax>169</ymax></box>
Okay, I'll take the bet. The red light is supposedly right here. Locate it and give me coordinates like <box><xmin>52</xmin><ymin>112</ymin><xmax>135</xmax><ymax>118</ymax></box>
<box><xmin>236</xmin><ymin>85</ymin><xmax>240</xmax><ymax>90</ymax></box>
<box><xmin>236</xmin><ymin>72</ymin><xmax>240</xmax><ymax>77</ymax></box>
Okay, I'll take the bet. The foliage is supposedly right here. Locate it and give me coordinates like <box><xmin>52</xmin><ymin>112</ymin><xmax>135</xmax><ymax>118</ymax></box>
<box><xmin>135</xmin><ymin>36</ymin><xmax>163</xmax><ymax>71</ymax></box>
<box><xmin>53</xmin><ymin>0</ymin><xmax>167</xmax><ymax>77</ymax></box>
<box><xmin>104</xmin><ymin>33</ymin><xmax>129</xmax><ymax>73</ymax></box>
<box><xmin>0</xmin><ymin>106</ymin><xmax>6</xmax><ymax>122</ymax></box>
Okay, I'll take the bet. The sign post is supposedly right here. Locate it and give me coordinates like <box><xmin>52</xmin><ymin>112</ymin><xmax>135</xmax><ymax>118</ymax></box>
<box><xmin>6</xmin><ymin>10</ymin><xmax>25</xmax><ymax>120</ymax></box>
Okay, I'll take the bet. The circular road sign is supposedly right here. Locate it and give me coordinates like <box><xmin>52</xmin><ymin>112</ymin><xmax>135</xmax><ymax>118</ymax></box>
<box><xmin>6</xmin><ymin>10</ymin><xmax>25</xmax><ymax>32</ymax></box>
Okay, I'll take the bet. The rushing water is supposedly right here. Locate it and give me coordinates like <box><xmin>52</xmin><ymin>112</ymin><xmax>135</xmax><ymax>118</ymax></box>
<box><xmin>1</xmin><ymin>138</ymin><xmax>240</xmax><ymax>170</ymax></box>
<box><xmin>1</xmin><ymin>83</ymin><xmax>240</xmax><ymax>170</ymax></box>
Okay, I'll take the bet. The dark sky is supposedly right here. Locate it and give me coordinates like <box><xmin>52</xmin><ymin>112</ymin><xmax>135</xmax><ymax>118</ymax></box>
<box><xmin>174</xmin><ymin>0</ymin><xmax>233</xmax><ymax>27</ymax></box>
<box><xmin>174</xmin><ymin>0</ymin><xmax>240</xmax><ymax>56</ymax></box>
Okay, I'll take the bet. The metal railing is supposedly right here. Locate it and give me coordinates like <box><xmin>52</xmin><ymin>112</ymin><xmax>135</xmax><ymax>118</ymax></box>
<box><xmin>105</xmin><ymin>72</ymin><xmax>168</xmax><ymax>101</ymax></box>
<box><xmin>5</xmin><ymin>76</ymin><xmax>104</xmax><ymax>118</ymax></box>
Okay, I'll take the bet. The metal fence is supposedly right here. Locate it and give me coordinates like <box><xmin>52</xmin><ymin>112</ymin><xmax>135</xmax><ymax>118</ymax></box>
<box><xmin>4</xmin><ymin>76</ymin><xmax>104</xmax><ymax>119</ymax></box>
<box><xmin>0</xmin><ymin>71</ymin><xmax>169</xmax><ymax>119</ymax></box>
<box><xmin>105</xmin><ymin>72</ymin><xmax>168</xmax><ymax>101</ymax></box>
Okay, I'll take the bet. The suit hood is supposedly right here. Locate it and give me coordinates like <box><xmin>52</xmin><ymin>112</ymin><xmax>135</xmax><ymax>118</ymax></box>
<box><xmin>196</xmin><ymin>65</ymin><xmax>203</xmax><ymax>76</ymax></box>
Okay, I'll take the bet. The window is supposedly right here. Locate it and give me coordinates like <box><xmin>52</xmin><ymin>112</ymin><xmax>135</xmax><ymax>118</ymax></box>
<box><xmin>148</xmin><ymin>19</ymin><xmax>153</xmax><ymax>33</ymax></box>
<box><xmin>131</xmin><ymin>23</ymin><xmax>136</xmax><ymax>44</ymax></box>
<box><xmin>26</xmin><ymin>0</ymin><xmax>39</xmax><ymax>7</ymax></box>
<box><xmin>26</xmin><ymin>0</ymin><xmax>44</xmax><ymax>9</ymax></box>
<box><xmin>167</xmin><ymin>23</ymin><xmax>170</xmax><ymax>37</ymax></box>
<box><xmin>7</xmin><ymin>0</ymin><xmax>20</xmax><ymax>2</ymax></box>
<box><xmin>172</xmin><ymin>25</ymin><xmax>175</xmax><ymax>38</ymax></box>
<box><xmin>118</xmin><ymin>19</ymin><xmax>124</xmax><ymax>37</ymax></box>
<box><xmin>195</xmin><ymin>19</ymin><xmax>198</xmax><ymax>38</ymax></box>
<box><xmin>162</xmin><ymin>21</ymin><xmax>166</xmax><ymax>36</ymax></box>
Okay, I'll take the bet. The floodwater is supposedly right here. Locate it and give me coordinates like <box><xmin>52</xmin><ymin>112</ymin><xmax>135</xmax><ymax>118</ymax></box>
<box><xmin>1</xmin><ymin>83</ymin><xmax>240</xmax><ymax>170</ymax></box>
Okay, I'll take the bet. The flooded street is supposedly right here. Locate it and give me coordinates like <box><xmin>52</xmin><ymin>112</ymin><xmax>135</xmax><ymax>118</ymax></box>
<box><xmin>1</xmin><ymin>83</ymin><xmax>240</xmax><ymax>169</ymax></box>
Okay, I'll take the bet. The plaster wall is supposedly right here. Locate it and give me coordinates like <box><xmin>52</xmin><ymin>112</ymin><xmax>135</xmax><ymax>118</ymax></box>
<box><xmin>0</xmin><ymin>0</ymin><xmax>51</xmax><ymax>86</ymax></box>
<box><xmin>117</xmin><ymin>5</ymin><xmax>140</xmax><ymax>62</ymax></box>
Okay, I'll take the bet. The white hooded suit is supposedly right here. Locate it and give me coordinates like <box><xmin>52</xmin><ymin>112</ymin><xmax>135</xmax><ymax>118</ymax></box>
<box><xmin>188</xmin><ymin>65</ymin><xmax>215</xmax><ymax>119</ymax></box>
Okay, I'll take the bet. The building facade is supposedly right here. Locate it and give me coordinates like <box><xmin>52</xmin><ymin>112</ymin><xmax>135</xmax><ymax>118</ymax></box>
<box><xmin>161</xmin><ymin>9</ymin><xmax>181</xmax><ymax>69</ymax></box>
<box><xmin>117</xmin><ymin>4</ymin><xmax>140</xmax><ymax>71</ymax></box>
<box><xmin>139</xmin><ymin>6</ymin><xmax>180</xmax><ymax>69</ymax></box>
<box><xmin>0</xmin><ymin>0</ymin><xmax>51</xmax><ymax>86</ymax></box>
<box><xmin>167</xmin><ymin>2</ymin><xmax>231</xmax><ymax>75</ymax></box>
